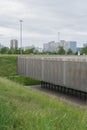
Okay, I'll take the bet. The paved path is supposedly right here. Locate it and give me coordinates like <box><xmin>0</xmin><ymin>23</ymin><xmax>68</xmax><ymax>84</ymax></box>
<box><xmin>25</xmin><ymin>85</ymin><xmax>87</xmax><ymax>109</ymax></box>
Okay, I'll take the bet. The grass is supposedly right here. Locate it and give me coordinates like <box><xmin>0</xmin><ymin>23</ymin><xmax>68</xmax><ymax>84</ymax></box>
<box><xmin>0</xmin><ymin>55</ymin><xmax>40</xmax><ymax>85</ymax></box>
<box><xmin>0</xmin><ymin>55</ymin><xmax>87</xmax><ymax>129</ymax></box>
<box><xmin>0</xmin><ymin>55</ymin><xmax>17</xmax><ymax>76</ymax></box>
<box><xmin>8</xmin><ymin>75</ymin><xmax>41</xmax><ymax>85</ymax></box>
<box><xmin>0</xmin><ymin>77</ymin><xmax>87</xmax><ymax>130</ymax></box>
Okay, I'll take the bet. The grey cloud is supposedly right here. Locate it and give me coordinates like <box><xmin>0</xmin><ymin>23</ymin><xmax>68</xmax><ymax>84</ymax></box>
<box><xmin>0</xmin><ymin>0</ymin><xmax>87</xmax><ymax>47</ymax></box>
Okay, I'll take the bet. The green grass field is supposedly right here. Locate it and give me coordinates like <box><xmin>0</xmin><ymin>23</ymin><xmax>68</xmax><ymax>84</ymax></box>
<box><xmin>0</xmin><ymin>55</ymin><xmax>87</xmax><ymax>130</ymax></box>
<box><xmin>0</xmin><ymin>55</ymin><xmax>17</xmax><ymax>76</ymax></box>
<box><xmin>0</xmin><ymin>77</ymin><xmax>87</xmax><ymax>130</ymax></box>
<box><xmin>0</xmin><ymin>55</ymin><xmax>40</xmax><ymax>85</ymax></box>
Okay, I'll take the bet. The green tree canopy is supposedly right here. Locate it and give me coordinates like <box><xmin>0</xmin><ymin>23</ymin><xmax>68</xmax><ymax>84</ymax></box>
<box><xmin>24</xmin><ymin>48</ymin><xmax>35</xmax><ymax>54</ymax></box>
<box><xmin>67</xmin><ymin>48</ymin><xmax>73</xmax><ymax>55</ymax></box>
<box><xmin>81</xmin><ymin>46</ymin><xmax>87</xmax><ymax>55</ymax></box>
<box><xmin>0</xmin><ymin>47</ymin><xmax>9</xmax><ymax>54</ymax></box>
<box><xmin>58</xmin><ymin>46</ymin><xmax>65</xmax><ymax>55</ymax></box>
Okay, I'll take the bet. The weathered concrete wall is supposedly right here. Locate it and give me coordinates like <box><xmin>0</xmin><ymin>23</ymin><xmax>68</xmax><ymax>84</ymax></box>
<box><xmin>17</xmin><ymin>56</ymin><xmax>87</xmax><ymax>92</ymax></box>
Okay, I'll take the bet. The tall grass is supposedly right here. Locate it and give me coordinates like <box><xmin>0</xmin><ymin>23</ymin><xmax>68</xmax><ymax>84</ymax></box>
<box><xmin>0</xmin><ymin>77</ymin><xmax>87</xmax><ymax>130</ymax></box>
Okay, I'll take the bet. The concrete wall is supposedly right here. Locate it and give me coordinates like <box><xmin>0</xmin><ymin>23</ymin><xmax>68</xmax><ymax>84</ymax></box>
<box><xmin>17</xmin><ymin>56</ymin><xmax>87</xmax><ymax>93</ymax></box>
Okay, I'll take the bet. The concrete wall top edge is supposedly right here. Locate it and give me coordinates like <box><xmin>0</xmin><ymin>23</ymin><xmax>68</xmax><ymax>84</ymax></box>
<box><xmin>17</xmin><ymin>56</ymin><xmax>87</xmax><ymax>62</ymax></box>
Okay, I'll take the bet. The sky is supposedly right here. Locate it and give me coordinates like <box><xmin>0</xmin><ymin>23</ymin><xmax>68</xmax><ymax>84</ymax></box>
<box><xmin>0</xmin><ymin>0</ymin><xmax>87</xmax><ymax>48</ymax></box>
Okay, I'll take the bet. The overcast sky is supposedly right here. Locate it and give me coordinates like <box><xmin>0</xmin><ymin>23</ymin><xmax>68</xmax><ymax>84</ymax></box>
<box><xmin>0</xmin><ymin>0</ymin><xmax>87</xmax><ymax>47</ymax></box>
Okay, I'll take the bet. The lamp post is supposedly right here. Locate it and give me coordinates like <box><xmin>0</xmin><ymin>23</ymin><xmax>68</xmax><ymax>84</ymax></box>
<box><xmin>20</xmin><ymin>20</ymin><xmax>23</xmax><ymax>54</ymax></box>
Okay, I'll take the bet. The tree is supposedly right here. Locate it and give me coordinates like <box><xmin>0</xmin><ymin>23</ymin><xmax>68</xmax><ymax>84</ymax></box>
<box><xmin>81</xmin><ymin>46</ymin><xmax>87</xmax><ymax>55</ymax></box>
<box><xmin>7</xmin><ymin>48</ymin><xmax>20</xmax><ymax>54</ymax></box>
<box><xmin>67</xmin><ymin>49</ymin><xmax>73</xmax><ymax>55</ymax></box>
<box><xmin>24</xmin><ymin>48</ymin><xmax>35</xmax><ymax>54</ymax></box>
<box><xmin>0</xmin><ymin>47</ymin><xmax>9</xmax><ymax>54</ymax></box>
<box><xmin>8</xmin><ymin>48</ymin><xmax>15</xmax><ymax>54</ymax></box>
<box><xmin>33</xmin><ymin>49</ymin><xmax>39</xmax><ymax>54</ymax></box>
<box><xmin>58</xmin><ymin>46</ymin><xmax>65</xmax><ymax>55</ymax></box>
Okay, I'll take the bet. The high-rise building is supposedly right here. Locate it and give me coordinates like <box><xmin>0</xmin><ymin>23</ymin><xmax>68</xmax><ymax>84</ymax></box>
<box><xmin>10</xmin><ymin>39</ymin><xmax>18</xmax><ymax>49</ymax></box>
<box><xmin>69</xmin><ymin>41</ymin><xmax>77</xmax><ymax>53</ymax></box>
<box><xmin>60</xmin><ymin>40</ymin><xmax>77</xmax><ymax>53</ymax></box>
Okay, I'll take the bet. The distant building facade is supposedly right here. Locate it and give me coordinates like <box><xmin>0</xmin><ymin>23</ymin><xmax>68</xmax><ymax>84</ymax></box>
<box><xmin>43</xmin><ymin>41</ymin><xmax>59</xmax><ymax>52</ymax></box>
<box><xmin>0</xmin><ymin>43</ymin><xmax>4</xmax><ymax>48</ymax></box>
<box><xmin>83</xmin><ymin>43</ymin><xmax>87</xmax><ymax>47</ymax></box>
<box><xmin>43</xmin><ymin>40</ymin><xmax>77</xmax><ymax>53</ymax></box>
<box><xmin>59</xmin><ymin>40</ymin><xmax>70</xmax><ymax>52</ymax></box>
<box><xmin>59</xmin><ymin>40</ymin><xmax>77</xmax><ymax>53</ymax></box>
<box><xmin>69</xmin><ymin>41</ymin><xmax>77</xmax><ymax>53</ymax></box>
<box><xmin>10</xmin><ymin>39</ymin><xmax>18</xmax><ymax>49</ymax></box>
<box><xmin>22</xmin><ymin>45</ymin><xmax>35</xmax><ymax>51</ymax></box>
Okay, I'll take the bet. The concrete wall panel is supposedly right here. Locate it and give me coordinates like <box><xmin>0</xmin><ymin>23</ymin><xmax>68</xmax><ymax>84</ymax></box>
<box><xmin>17</xmin><ymin>56</ymin><xmax>87</xmax><ymax>93</ymax></box>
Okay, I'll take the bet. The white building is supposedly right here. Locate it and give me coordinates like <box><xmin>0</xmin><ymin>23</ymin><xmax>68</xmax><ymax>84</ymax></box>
<box><xmin>43</xmin><ymin>41</ymin><xmax>59</xmax><ymax>52</ymax></box>
<box><xmin>22</xmin><ymin>45</ymin><xmax>34</xmax><ymax>51</ymax></box>
<box><xmin>59</xmin><ymin>40</ymin><xmax>77</xmax><ymax>53</ymax></box>
<box><xmin>43</xmin><ymin>40</ymin><xmax>77</xmax><ymax>53</ymax></box>
<box><xmin>59</xmin><ymin>40</ymin><xmax>70</xmax><ymax>52</ymax></box>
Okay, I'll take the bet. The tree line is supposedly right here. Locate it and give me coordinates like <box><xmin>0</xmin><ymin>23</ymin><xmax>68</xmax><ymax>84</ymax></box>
<box><xmin>0</xmin><ymin>46</ymin><xmax>87</xmax><ymax>55</ymax></box>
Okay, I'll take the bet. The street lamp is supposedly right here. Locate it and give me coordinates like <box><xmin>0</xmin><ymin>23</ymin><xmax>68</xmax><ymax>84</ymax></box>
<box><xmin>20</xmin><ymin>20</ymin><xmax>23</xmax><ymax>54</ymax></box>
